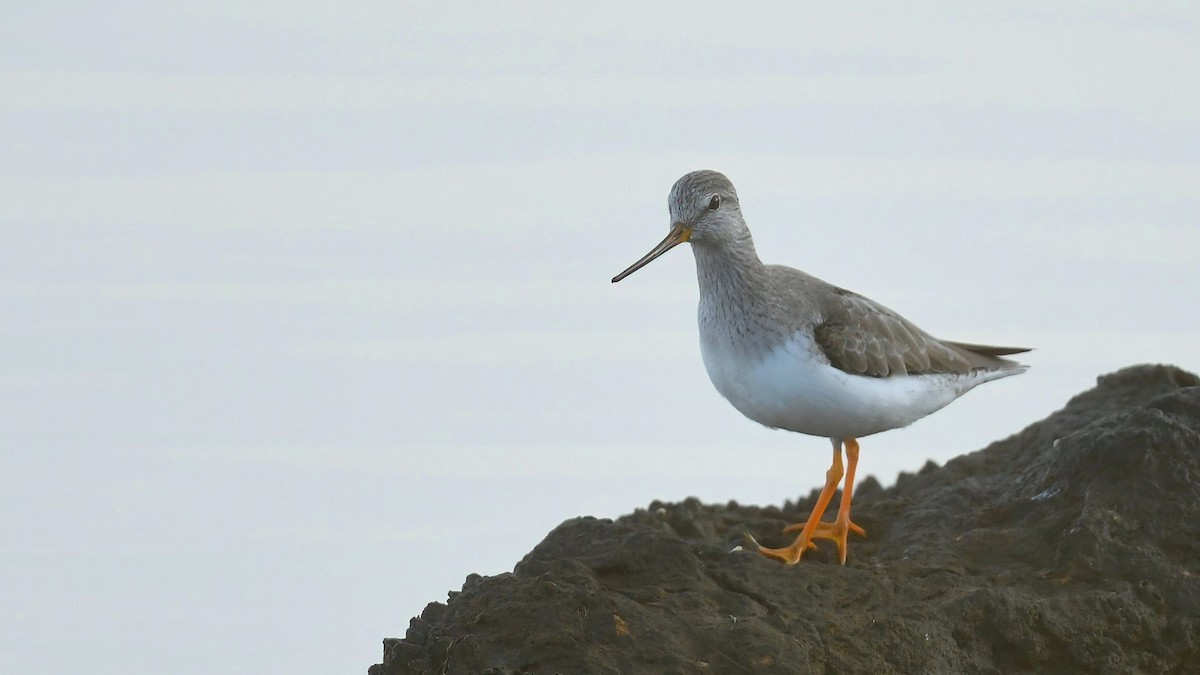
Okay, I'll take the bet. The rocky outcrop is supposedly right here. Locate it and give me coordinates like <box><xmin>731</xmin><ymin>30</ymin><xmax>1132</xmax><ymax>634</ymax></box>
<box><xmin>372</xmin><ymin>365</ymin><xmax>1200</xmax><ymax>674</ymax></box>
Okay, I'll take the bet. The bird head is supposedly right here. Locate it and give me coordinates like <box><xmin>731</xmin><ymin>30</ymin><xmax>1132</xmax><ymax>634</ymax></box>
<box><xmin>612</xmin><ymin>170</ymin><xmax>742</xmax><ymax>283</ymax></box>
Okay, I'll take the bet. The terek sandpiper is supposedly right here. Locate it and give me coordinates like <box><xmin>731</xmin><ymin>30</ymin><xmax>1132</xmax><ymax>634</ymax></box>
<box><xmin>612</xmin><ymin>170</ymin><xmax>1029</xmax><ymax>564</ymax></box>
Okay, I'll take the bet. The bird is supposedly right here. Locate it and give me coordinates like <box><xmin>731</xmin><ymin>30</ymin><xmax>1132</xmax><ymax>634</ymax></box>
<box><xmin>611</xmin><ymin>170</ymin><xmax>1029</xmax><ymax>565</ymax></box>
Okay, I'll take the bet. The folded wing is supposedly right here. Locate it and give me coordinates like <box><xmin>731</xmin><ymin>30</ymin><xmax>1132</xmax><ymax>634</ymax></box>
<box><xmin>813</xmin><ymin>289</ymin><xmax>1030</xmax><ymax>378</ymax></box>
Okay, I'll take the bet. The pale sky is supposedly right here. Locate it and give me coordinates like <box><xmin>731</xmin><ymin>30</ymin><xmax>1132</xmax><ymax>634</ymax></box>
<box><xmin>3</xmin><ymin>3</ymin><xmax>1199</xmax><ymax>674</ymax></box>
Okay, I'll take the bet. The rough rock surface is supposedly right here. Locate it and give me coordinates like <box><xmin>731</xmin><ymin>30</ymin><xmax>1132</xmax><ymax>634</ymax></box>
<box><xmin>371</xmin><ymin>365</ymin><xmax>1200</xmax><ymax>674</ymax></box>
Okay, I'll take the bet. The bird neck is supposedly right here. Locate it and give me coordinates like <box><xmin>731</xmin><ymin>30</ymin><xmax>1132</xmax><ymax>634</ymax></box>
<box><xmin>692</xmin><ymin>230</ymin><xmax>767</xmax><ymax>300</ymax></box>
<box><xmin>691</xmin><ymin>230</ymin><xmax>781</xmax><ymax>349</ymax></box>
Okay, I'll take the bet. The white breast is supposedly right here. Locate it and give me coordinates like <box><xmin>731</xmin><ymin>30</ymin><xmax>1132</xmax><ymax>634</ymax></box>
<box><xmin>699</xmin><ymin>329</ymin><xmax>998</xmax><ymax>439</ymax></box>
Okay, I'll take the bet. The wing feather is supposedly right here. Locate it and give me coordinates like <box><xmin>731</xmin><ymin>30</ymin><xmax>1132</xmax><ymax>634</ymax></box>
<box><xmin>812</xmin><ymin>289</ymin><xmax>1023</xmax><ymax>378</ymax></box>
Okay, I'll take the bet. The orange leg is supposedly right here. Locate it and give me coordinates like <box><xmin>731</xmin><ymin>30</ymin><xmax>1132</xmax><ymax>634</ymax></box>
<box><xmin>798</xmin><ymin>438</ymin><xmax>866</xmax><ymax>564</ymax></box>
<box><xmin>755</xmin><ymin>438</ymin><xmax>866</xmax><ymax>565</ymax></box>
<box><xmin>755</xmin><ymin>442</ymin><xmax>844</xmax><ymax>564</ymax></box>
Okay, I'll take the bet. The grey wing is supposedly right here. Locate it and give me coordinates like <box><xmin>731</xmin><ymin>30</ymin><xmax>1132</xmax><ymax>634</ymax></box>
<box><xmin>812</xmin><ymin>289</ymin><xmax>1027</xmax><ymax>378</ymax></box>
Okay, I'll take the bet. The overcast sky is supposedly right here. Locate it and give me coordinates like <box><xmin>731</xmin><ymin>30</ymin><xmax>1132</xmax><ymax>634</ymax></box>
<box><xmin>3</xmin><ymin>3</ymin><xmax>1198</xmax><ymax>674</ymax></box>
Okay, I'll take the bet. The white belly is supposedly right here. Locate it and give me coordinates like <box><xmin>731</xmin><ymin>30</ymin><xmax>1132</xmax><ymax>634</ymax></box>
<box><xmin>699</xmin><ymin>329</ymin><xmax>994</xmax><ymax>439</ymax></box>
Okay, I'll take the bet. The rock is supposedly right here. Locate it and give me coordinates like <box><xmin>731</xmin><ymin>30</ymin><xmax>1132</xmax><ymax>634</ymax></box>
<box><xmin>370</xmin><ymin>365</ymin><xmax>1200</xmax><ymax>674</ymax></box>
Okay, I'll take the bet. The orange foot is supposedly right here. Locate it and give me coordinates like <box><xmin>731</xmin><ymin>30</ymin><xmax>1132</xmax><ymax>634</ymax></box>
<box><xmin>747</xmin><ymin>528</ymin><xmax>816</xmax><ymax>565</ymax></box>
<box><xmin>789</xmin><ymin>515</ymin><xmax>866</xmax><ymax>565</ymax></box>
<box><xmin>750</xmin><ymin>516</ymin><xmax>866</xmax><ymax>565</ymax></box>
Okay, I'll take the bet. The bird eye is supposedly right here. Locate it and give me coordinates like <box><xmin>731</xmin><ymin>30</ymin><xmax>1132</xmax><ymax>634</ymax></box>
<box><xmin>707</xmin><ymin>195</ymin><xmax>721</xmax><ymax>210</ymax></box>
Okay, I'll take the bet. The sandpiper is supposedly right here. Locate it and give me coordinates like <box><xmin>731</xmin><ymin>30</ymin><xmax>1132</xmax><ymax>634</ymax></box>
<box><xmin>612</xmin><ymin>170</ymin><xmax>1028</xmax><ymax>564</ymax></box>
